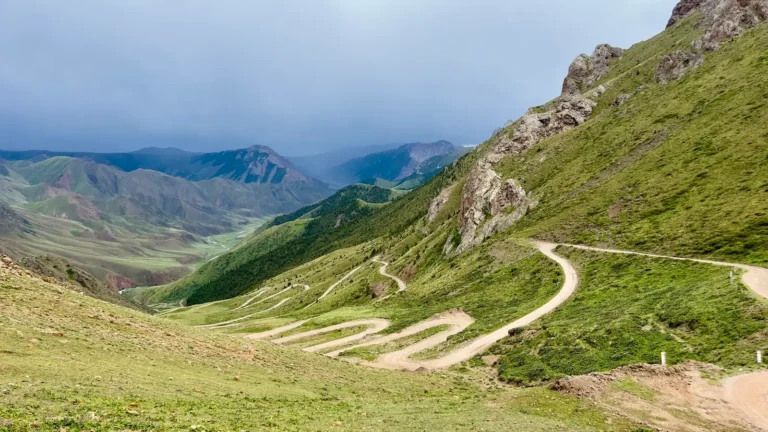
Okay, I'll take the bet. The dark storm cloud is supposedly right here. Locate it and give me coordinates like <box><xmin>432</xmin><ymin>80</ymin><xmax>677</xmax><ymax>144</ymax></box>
<box><xmin>0</xmin><ymin>0</ymin><xmax>677</xmax><ymax>155</ymax></box>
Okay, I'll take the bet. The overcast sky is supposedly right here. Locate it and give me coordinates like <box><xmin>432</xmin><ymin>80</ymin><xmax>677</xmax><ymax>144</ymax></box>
<box><xmin>0</xmin><ymin>0</ymin><xmax>678</xmax><ymax>156</ymax></box>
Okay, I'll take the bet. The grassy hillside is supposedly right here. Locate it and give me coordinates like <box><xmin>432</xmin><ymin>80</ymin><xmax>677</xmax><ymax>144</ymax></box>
<box><xmin>0</xmin><ymin>265</ymin><xmax>641</xmax><ymax>431</ymax></box>
<box><xmin>496</xmin><ymin>18</ymin><xmax>768</xmax><ymax>264</ymax></box>
<box><xmin>148</xmin><ymin>158</ymin><xmax>477</xmax><ymax>306</ymax></box>
<box><xmin>494</xmin><ymin>246</ymin><xmax>768</xmax><ymax>384</ymax></box>
<box><xmin>153</xmin><ymin>11</ymin><xmax>768</xmax><ymax>389</ymax></box>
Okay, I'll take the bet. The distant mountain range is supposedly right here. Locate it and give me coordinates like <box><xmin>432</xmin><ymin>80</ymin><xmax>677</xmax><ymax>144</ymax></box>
<box><xmin>0</xmin><ymin>145</ymin><xmax>333</xmax><ymax>291</ymax></box>
<box><xmin>0</xmin><ymin>140</ymin><xmax>466</xmax><ymax>295</ymax></box>
<box><xmin>0</xmin><ymin>145</ymin><xmax>318</xmax><ymax>185</ymax></box>
<box><xmin>291</xmin><ymin>141</ymin><xmax>471</xmax><ymax>188</ymax></box>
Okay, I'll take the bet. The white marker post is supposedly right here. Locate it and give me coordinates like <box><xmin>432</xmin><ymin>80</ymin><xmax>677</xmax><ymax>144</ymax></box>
<box><xmin>730</xmin><ymin>271</ymin><xmax>735</xmax><ymax>284</ymax></box>
<box><xmin>758</xmin><ymin>351</ymin><xmax>763</xmax><ymax>364</ymax></box>
<box><xmin>661</xmin><ymin>352</ymin><xmax>667</xmax><ymax>367</ymax></box>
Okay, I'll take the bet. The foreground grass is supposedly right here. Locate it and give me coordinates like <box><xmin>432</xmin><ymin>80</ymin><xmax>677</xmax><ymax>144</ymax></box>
<box><xmin>494</xmin><ymin>247</ymin><xmax>768</xmax><ymax>384</ymax></box>
<box><xmin>0</xmin><ymin>269</ymin><xmax>645</xmax><ymax>431</ymax></box>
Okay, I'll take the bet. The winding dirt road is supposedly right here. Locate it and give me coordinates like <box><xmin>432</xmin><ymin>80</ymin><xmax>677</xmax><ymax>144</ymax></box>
<box><xmin>562</xmin><ymin>244</ymin><xmax>768</xmax><ymax>299</ymax></box>
<box><xmin>354</xmin><ymin>242</ymin><xmax>577</xmax><ymax>370</ymax></box>
<box><xmin>325</xmin><ymin>310</ymin><xmax>474</xmax><ymax>358</ymax></box>
<box><xmin>197</xmin><ymin>284</ymin><xmax>310</xmax><ymax>329</ymax></box>
<box><xmin>559</xmin><ymin>243</ymin><xmax>768</xmax><ymax>428</ymax></box>
<box><xmin>273</xmin><ymin>319</ymin><xmax>392</xmax><ymax>352</ymax></box>
<box><xmin>317</xmin><ymin>266</ymin><xmax>363</xmax><ymax>301</ymax></box>
<box><xmin>372</xmin><ymin>257</ymin><xmax>407</xmax><ymax>292</ymax></box>
<box><xmin>190</xmin><ymin>240</ymin><xmax>768</xmax><ymax>427</ymax></box>
<box><xmin>245</xmin><ymin>241</ymin><xmax>576</xmax><ymax>371</ymax></box>
<box><xmin>232</xmin><ymin>287</ymin><xmax>270</xmax><ymax>311</ymax></box>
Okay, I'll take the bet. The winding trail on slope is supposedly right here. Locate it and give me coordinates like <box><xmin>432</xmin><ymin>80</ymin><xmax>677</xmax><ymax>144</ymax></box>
<box><xmin>318</xmin><ymin>266</ymin><xmax>363</xmax><ymax>300</ymax></box>
<box><xmin>560</xmin><ymin>243</ymin><xmax>768</xmax><ymax>427</ymax></box>
<box><xmin>245</xmin><ymin>241</ymin><xmax>576</xmax><ymax>371</ymax></box>
<box><xmin>561</xmin><ymin>244</ymin><xmax>768</xmax><ymax>299</ymax></box>
<box><xmin>197</xmin><ymin>284</ymin><xmax>311</xmax><ymax>329</ymax></box>
<box><xmin>325</xmin><ymin>310</ymin><xmax>474</xmax><ymax>358</ymax></box>
<box><xmin>272</xmin><ymin>319</ymin><xmax>391</xmax><ymax>353</ymax></box>
<box><xmin>348</xmin><ymin>241</ymin><xmax>577</xmax><ymax>371</ymax></box>
<box><xmin>372</xmin><ymin>256</ymin><xmax>407</xmax><ymax>292</ymax></box>
<box><xmin>232</xmin><ymin>287</ymin><xmax>271</xmax><ymax>311</ymax></box>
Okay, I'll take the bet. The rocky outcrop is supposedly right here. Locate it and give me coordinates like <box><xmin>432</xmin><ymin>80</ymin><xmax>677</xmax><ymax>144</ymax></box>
<box><xmin>667</xmin><ymin>0</ymin><xmax>704</xmax><ymax>27</ymax></box>
<box><xmin>428</xmin><ymin>185</ymin><xmax>455</xmax><ymax>222</ymax></box>
<box><xmin>562</xmin><ymin>44</ymin><xmax>624</xmax><ymax>97</ymax></box>
<box><xmin>658</xmin><ymin>0</ymin><xmax>767</xmax><ymax>84</ymax></box>
<box><xmin>691</xmin><ymin>0</ymin><xmax>768</xmax><ymax>52</ymax></box>
<box><xmin>492</xmin><ymin>95</ymin><xmax>597</xmax><ymax>162</ymax></box>
<box><xmin>655</xmin><ymin>50</ymin><xmax>704</xmax><ymax>84</ymax></box>
<box><xmin>454</xmin><ymin>59</ymin><xmax>602</xmax><ymax>253</ymax></box>
<box><xmin>613</xmin><ymin>93</ymin><xmax>633</xmax><ymax>106</ymax></box>
<box><xmin>452</xmin><ymin>168</ymin><xmax>531</xmax><ymax>254</ymax></box>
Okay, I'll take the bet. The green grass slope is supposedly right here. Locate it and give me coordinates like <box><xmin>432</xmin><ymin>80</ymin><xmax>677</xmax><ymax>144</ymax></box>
<box><xmin>494</xmin><ymin>246</ymin><xmax>768</xmax><ymax>384</ymax></box>
<box><xmin>0</xmin><ymin>268</ymin><xmax>640</xmax><ymax>431</ymax></box>
<box><xmin>151</xmin><ymin>165</ymin><xmax>477</xmax><ymax>305</ymax></box>
<box><xmin>496</xmin><ymin>18</ymin><xmax>768</xmax><ymax>264</ymax></box>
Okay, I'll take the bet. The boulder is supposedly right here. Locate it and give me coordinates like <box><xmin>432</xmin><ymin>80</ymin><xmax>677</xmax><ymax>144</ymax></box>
<box><xmin>562</xmin><ymin>45</ymin><xmax>624</xmax><ymax>97</ymax></box>
<box><xmin>655</xmin><ymin>50</ymin><xmax>703</xmax><ymax>84</ymax></box>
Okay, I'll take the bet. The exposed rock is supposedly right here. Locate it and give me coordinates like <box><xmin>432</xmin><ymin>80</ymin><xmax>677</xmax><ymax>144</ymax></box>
<box><xmin>613</xmin><ymin>93</ymin><xmax>633</xmax><ymax>106</ymax></box>
<box><xmin>562</xmin><ymin>44</ymin><xmax>624</xmax><ymax>97</ymax></box>
<box><xmin>369</xmin><ymin>281</ymin><xmax>388</xmax><ymax>298</ymax></box>
<box><xmin>667</xmin><ymin>0</ymin><xmax>704</xmax><ymax>27</ymax></box>
<box><xmin>692</xmin><ymin>0</ymin><xmax>768</xmax><ymax>52</ymax></box>
<box><xmin>561</xmin><ymin>54</ymin><xmax>590</xmax><ymax>96</ymax></box>
<box><xmin>453</xmin><ymin>169</ymin><xmax>529</xmax><ymax>254</ymax></box>
<box><xmin>655</xmin><ymin>50</ymin><xmax>704</xmax><ymax>84</ymax></box>
<box><xmin>661</xmin><ymin>0</ymin><xmax>767</xmax><ymax>83</ymax></box>
<box><xmin>494</xmin><ymin>96</ymin><xmax>597</xmax><ymax>158</ymax></box>
<box><xmin>428</xmin><ymin>185</ymin><xmax>455</xmax><ymax>222</ymax></box>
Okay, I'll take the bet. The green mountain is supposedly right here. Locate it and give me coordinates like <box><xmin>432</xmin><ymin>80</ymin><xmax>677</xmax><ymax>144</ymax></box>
<box><xmin>129</xmin><ymin>183</ymin><xmax>407</xmax><ymax>305</ymax></box>
<box><xmin>0</xmin><ymin>144</ymin><xmax>328</xmax><ymax>186</ymax></box>
<box><xmin>0</xmin><ymin>155</ymin><xmax>332</xmax><ymax>293</ymax></box>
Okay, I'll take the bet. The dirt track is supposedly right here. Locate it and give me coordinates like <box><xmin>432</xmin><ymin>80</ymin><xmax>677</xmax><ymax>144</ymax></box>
<box><xmin>356</xmin><ymin>242</ymin><xmax>576</xmax><ymax>370</ymax></box>
<box><xmin>724</xmin><ymin>372</ymin><xmax>768</xmax><ymax>430</ymax></box>
<box><xmin>372</xmin><ymin>257</ymin><xmax>407</xmax><ymax>292</ymax></box>
<box><xmin>243</xmin><ymin>241</ymin><xmax>576</xmax><ymax>371</ymax></box>
<box><xmin>563</xmin><ymin>244</ymin><xmax>768</xmax><ymax>299</ymax></box>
